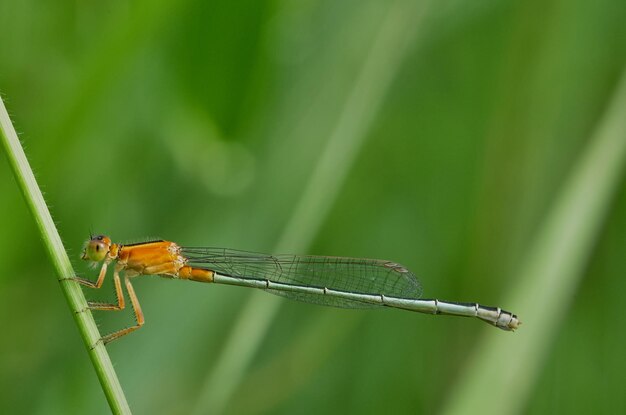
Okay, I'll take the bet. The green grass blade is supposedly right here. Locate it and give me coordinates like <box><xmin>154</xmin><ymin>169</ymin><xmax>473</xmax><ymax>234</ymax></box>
<box><xmin>0</xmin><ymin>97</ymin><xmax>131</xmax><ymax>415</ymax></box>
<box><xmin>190</xmin><ymin>2</ymin><xmax>429</xmax><ymax>414</ymax></box>
<box><xmin>442</xmin><ymin>68</ymin><xmax>626</xmax><ymax>415</ymax></box>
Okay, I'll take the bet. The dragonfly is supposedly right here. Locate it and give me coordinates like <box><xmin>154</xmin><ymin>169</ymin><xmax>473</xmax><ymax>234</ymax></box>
<box><xmin>73</xmin><ymin>235</ymin><xmax>520</xmax><ymax>344</ymax></box>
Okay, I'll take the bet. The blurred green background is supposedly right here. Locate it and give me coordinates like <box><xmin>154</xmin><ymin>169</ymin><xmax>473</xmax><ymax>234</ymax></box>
<box><xmin>1</xmin><ymin>0</ymin><xmax>625</xmax><ymax>414</ymax></box>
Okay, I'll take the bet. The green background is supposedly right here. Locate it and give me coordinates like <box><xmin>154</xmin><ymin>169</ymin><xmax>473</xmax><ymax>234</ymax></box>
<box><xmin>1</xmin><ymin>0</ymin><xmax>625</xmax><ymax>414</ymax></box>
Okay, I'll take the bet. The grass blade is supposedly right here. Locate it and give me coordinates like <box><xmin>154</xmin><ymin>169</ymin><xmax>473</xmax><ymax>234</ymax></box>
<box><xmin>442</xmin><ymin>68</ymin><xmax>626</xmax><ymax>415</ymax></box>
<box><xmin>0</xmin><ymin>97</ymin><xmax>131</xmax><ymax>415</ymax></box>
<box><xmin>190</xmin><ymin>1</ymin><xmax>429</xmax><ymax>413</ymax></box>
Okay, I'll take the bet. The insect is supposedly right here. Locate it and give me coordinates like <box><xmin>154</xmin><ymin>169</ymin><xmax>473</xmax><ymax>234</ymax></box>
<box><xmin>74</xmin><ymin>235</ymin><xmax>520</xmax><ymax>344</ymax></box>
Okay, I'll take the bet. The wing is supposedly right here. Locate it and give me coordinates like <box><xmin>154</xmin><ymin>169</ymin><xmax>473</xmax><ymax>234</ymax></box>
<box><xmin>182</xmin><ymin>247</ymin><xmax>422</xmax><ymax>308</ymax></box>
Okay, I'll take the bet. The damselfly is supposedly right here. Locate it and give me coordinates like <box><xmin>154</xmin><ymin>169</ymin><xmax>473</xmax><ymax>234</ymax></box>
<box><xmin>73</xmin><ymin>235</ymin><xmax>520</xmax><ymax>344</ymax></box>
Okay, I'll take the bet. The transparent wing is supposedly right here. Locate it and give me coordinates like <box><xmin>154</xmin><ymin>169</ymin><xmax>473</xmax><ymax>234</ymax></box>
<box><xmin>182</xmin><ymin>247</ymin><xmax>423</xmax><ymax>308</ymax></box>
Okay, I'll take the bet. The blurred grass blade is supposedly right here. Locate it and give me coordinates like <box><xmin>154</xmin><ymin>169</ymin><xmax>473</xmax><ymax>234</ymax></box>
<box><xmin>190</xmin><ymin>1</ymin><xmax>429</xmax><ymax>414</ymax></box>
<box><xmin>443</xmin><ymin>68</ymin><xmax>626</xmax><ymax>415</ymax></box>
<box><xmin>0</xmin><ymin>97</ymin><xmax>131</xmax><ymax>415</ymax></box>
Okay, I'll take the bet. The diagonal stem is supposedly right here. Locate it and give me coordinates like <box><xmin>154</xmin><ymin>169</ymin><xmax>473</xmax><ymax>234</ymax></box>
<box><xmin>0</xmin><ymin>97</ymin><xmax>131</xmax><ymax>415</ymax></box>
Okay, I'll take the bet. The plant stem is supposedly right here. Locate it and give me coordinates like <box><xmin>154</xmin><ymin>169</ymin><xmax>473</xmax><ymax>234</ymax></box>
<box><xmin>0</xmin><ymin>96</ymin><xmax>131</xmax><ymax>414</ymax></box>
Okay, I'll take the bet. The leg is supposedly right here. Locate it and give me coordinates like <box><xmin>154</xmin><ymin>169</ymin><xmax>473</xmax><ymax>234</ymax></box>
<box><xmin>71</xmin><ymin>262</ymin><xmax>125</xmax><ymax>312</ymax></box>
<box><xmin>71</xmin><ymin>261</ymin><xmax>109</xmax><ymax>288</ymax></box>
<box><xmin>99</xmin><ymin>277</ymin><xmax>145</xmax><ymax>345</ymax></box>
<box><xmin>86</xmin><ymin>270</ymin><xmax>125</xmax><ymax>311</ymax></box>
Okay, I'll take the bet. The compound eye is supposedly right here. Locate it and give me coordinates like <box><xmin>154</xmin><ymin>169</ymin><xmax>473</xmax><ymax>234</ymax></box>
<box><xmin>84</xmin><ymin>239</ymin><xmax>109</xmax><ymax>262</ymax></box>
